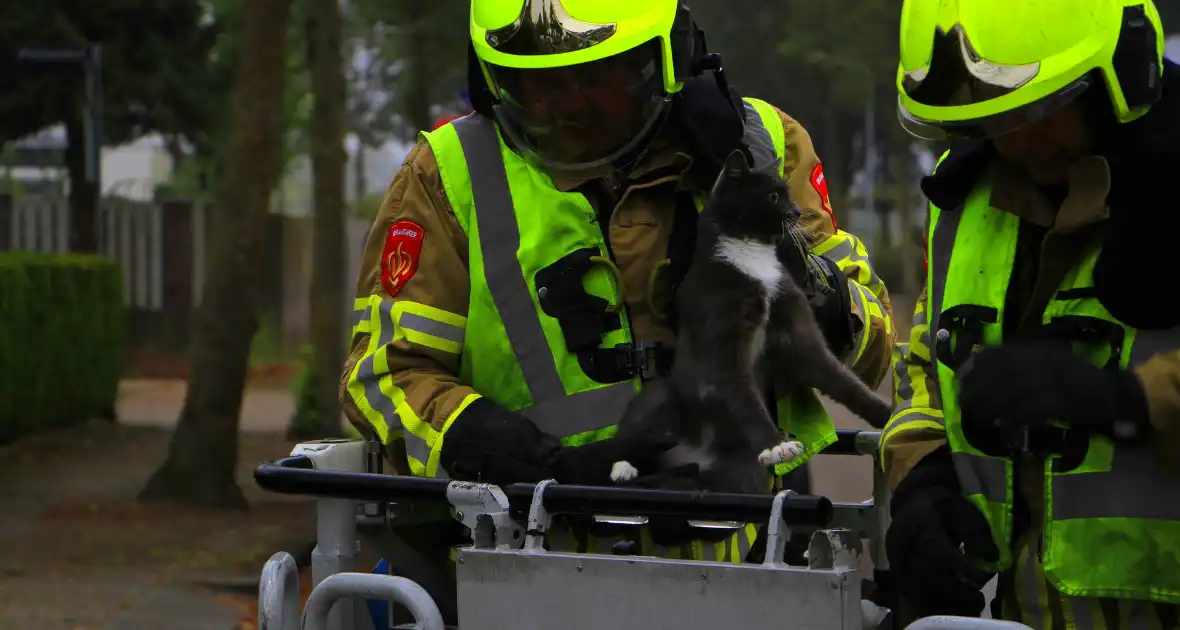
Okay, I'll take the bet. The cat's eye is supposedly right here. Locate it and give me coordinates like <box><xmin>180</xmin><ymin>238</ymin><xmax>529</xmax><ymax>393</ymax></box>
<box><xmin>768</xmin><ymin>192</ymin><xmax>779</xmax><ymax>204</ymax></box>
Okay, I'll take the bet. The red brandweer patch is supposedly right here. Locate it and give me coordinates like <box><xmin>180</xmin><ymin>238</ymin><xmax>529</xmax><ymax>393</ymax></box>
<box><xmin>809</xmin><ymin>162</ymin><xmax>837</xmax><ymax>229</ymax></box>
<box><xmin>380</xmin><ymin>219</ymin><xmax>425</xmax><ymax>298</ymax></box>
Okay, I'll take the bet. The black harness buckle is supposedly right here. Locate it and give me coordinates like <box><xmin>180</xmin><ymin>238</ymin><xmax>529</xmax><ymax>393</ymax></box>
<box><xmin>614</xmin><ymin>340</ymin><xmax>675</xmax><ymax>380</ymax></box>
<box><xmin>935</xmin><ymin>304</ymin><xmax>1000</xmax><ymax>371</ymax></box>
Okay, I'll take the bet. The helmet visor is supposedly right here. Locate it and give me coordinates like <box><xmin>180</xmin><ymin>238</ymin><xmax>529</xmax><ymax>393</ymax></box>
<box><xmin>898</xmin><ymin>23</ymin><xmax>1091</xmax><ymax>141</ymax></box>
<box><xmin>899</xmin><ymin>76</ymin><xmax>1093</xmax><ymax>142</ymax></box>
<box><xmin>485</xmin><ymin>40</ymin><xmax>670</xmax><ymax>176</ymax></box>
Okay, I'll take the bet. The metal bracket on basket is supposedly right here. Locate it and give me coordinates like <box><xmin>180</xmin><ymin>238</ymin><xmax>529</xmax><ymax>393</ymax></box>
<box><xmin>523</xmin><ymin>478</ymin><xmax>557</xmax><ymax>551</ymax></box>
<box><xmin>445</xmin><ymin>480</ymin><xmax>522</xmax><ymax>550</ymax></box>
<box><xmin>806</xmin><ymin>528</ymin><xmax>861</xmax><ymax>572</ymax></box>
<box><xmin>761</xmin><ymin>489</ymin><xmax>796</xmax><ymax>567</ymax></box>
<box><xmin>761</xmin><ymin>489</ymin><xmax>860</xmax><ymax>571</ymax></box>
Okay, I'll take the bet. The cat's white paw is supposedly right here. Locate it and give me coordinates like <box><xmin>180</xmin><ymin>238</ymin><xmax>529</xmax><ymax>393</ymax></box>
<box><xmin>610</xmin><ymin>460</ymin><xmax>639</xmax><ymax>483</ymax></box>
<box><xmin>758</xmin><ymin>440</ymin><xmax>805</xmax><ymax>465</ymax></box>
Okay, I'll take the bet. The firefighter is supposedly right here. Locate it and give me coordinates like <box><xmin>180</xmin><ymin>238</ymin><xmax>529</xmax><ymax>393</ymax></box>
<box><xmin>883</xmin><ymin>0</ymin><xmax>1180</xmax><ymax>626</ymax></box>
<box><xmin>341</xmin><ymin>1</ymin><xmax>894</xmax><ymax>619</ymax></box>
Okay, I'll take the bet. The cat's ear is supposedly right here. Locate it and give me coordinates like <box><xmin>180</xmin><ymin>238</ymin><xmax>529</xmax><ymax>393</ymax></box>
<box><xmin>722</xmin><ymin>148</ymin><xmax>751</xmax><ymax>177</ymax></box>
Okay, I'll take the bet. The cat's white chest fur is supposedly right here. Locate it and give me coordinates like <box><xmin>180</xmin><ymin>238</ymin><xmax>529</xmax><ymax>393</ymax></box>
<box><xmin>715</xmin><ymin>236</ymin><xmax>784</xmax><ymax>295</ymax></box>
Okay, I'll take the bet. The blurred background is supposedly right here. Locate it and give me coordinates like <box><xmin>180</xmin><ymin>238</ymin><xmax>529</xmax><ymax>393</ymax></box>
<box><xmin>0</xmin><ymin>2</ymin><xmax>1178</xmax><ymax>628</ymax></box>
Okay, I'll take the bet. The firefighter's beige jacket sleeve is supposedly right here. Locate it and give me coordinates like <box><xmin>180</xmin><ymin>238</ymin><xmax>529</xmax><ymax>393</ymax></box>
<box><xmin>341</xmin><ymin>107</ymin><xmax>895</xmax><ymax>476</ymax></box>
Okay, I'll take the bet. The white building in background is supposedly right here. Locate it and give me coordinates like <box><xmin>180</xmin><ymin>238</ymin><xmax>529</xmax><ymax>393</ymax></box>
<box><xmin>2</xmin><ymin>122</ymin><xmax>411</xmax><ymax>211</ymax></box>
<box><xmin>0</xmin><ymin>126</ymin><xmax>173</xmax><ymax>202</ymax></box>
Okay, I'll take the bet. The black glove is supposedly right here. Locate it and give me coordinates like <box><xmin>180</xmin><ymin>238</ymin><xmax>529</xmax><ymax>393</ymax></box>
<box><xmin>957</xmin><ymin>341</ymin><xmax>1152</xmax><ymax>448</ymax></box>
<box><xmin>670</xmin><ymin>74</ymin><xmax>749</xmax><ymax>189</ymax></box>
<box><xmin>547</xmin><ymin>418</ymin><xmax>685</xmax><ymax>486</ymax></box>
<box><xmin>887</xmin><ymin>448</ymin><xmax>1000</xmax><ymax>619</ymax></box>
<box><xmin>439</xmin><ymin>398</ymin><xmax>562</xmax><ymax>485</ymax></box>
<box><xmin>777</xmin><ymin>237</ymin><xmax>856</xmax><ymax>356</ymax></box>
<box><xmin>440</xmin><ymin>398</ymin><xmax>684</xmax><ymax>486</ymax></box>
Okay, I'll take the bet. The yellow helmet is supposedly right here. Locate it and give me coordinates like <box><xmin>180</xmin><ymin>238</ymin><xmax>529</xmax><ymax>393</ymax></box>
<box><xmin>469</xmin><ymin>0</ymin><xmax>705</xmax><ymax>177</ymax></box>
<box><xmin>896</xmin><ymin>0</ymin><xmax>1165</xmax><ymax>141</ymax></box>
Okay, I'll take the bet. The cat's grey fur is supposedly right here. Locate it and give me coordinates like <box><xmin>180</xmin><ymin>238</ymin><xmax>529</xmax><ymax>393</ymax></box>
<box><xmin>610</xmin><ymin>149</ymin><xmax>891</xmax><ymax>494</ymax></box>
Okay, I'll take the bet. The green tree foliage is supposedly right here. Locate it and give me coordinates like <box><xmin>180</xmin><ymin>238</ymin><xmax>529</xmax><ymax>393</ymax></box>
<box><xmin>348</xmin><ymin>0</ymin><xmax>468</xmax><ymax>140</ymax></box>
<box><xmin>690</xmin><ymin>0</ymin><xmax>902</xmax><ymax>218</ymax></box>
<box><xmin>0</xmin><ymin>0</ymin><xmax>222</xmax><ymax>250</ymax></box>
<box><xmin>0</xmin><ymin>0</ymin><xmax>221</xmax><ymax>147</ymax></box>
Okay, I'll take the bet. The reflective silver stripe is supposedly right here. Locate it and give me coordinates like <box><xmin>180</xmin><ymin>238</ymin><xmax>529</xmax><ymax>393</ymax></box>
<box><xmin>741</xmin><ymin>101</ymin><xmax>777</xmax><ymax>170</ymax></box>
<box><xmin>890</xmin><ymin>306</ymin><xmax>933</xmax><ymax>417</ymax></box>
<box><xmin>356</xmin><ymin>352</ymin><xmax>400</xmax><ymax>434</ymax></box>
<box><xmin>822</xmin><ymin>239</ymin><xmax>855</xmax><ymax>261</ymax></box>
<box><xmin>453</xmin><ymin>115</ymin><xmax>564</xmax><ymax>403</ymax></box>
<box><xmin>405</xmin><ymin>433</ymin><xmax>449</xmax><ymax>479</ymax></box>
<box><xmin>356</xmin><ymin>300</ymin><xmax>400</xmax><ymax>434</ymax></box>
<box><xmin>451</xmin><ymin>114</ymin><xmax>628</xmax><ymax>437</ymax></box>
<box><xmin>913</xmin><ymin>297</ymin><xmax>931</xmax><ymax>339</ymax></box>
<box><xmin>952</xmin><ymin>452</ymin><xmax>1006</xmax><ymax>504</ymax></box>
<box><xmin>886</xmin><ymin>410</ymin><xmax>944</xmax><ymax>434</ymax></box>
<box><xmin>374</xmin><ymin>300</ymin><xmax>395</xmax><ymax>345</ymax></box>
<box><xmin>845</xmin><ymin>282</ymin><xmax>868</xmax><ymax>367</ymax></box>
<box><xmin>352</xmin><ymin>305</ymin><xmax>368</xmax><ymax>329</ymax></box>
<box><xmin>927</xmin><ymin>204</ymin><xmax>964</xmax><ymax>367</ymax></box>
<box><xmin>517</xmin><ymin>381</ymin><xmax>635</xmax><ymax>436</ymax></box>
<box><xmin>1052</xmin><ymin>442</ymin><xmax>1180</xmax><ymax>520</ymax></box>
<box><xmin>356</xmin><ymin>300</ymin><xmax>434</xmax><ymax>468</ymax></box>
<box><xmin>399</xmin><ymin>312</ymin><xmax>465</xmax><ymax>345</ymax></box>
<box><xmin>405</xmin><ymin>433</ymin><xmax>431</xmax><ymax>467</ymax></box>
<box><xmin>729</xmin><ymin>528</ymin><xmax>754</xmax><ymax>563</ymax></box>
<box><xmin>894</xmin><ymin>348</ymin><xmax>914</xmax><ymax>403</ymax></box>
<box><xmin>815</xmin><ymin>237</ymin><xmax>882</xmax><ymax>288</ymax></box>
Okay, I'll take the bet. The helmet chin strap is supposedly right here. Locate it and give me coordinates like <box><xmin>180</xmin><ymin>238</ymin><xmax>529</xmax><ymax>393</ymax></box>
<box><xmin>692</xmin><ymin>52</ymin><xmax>742</xmax><ymax>117</ymax></box>
<box><xmin>612</xmin><ymin>49</ymin><xmax>748</xmax><ymax>177</ymax></box>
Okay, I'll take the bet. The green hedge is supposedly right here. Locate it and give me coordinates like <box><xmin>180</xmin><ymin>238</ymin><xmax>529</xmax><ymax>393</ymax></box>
<box><xmin>0</xmin><ymin>252</ymin><xmax>124</xmax><ymax>444</ymax></box>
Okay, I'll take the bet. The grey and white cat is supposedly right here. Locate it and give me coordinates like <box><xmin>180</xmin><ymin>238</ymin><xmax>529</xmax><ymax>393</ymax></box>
<box><xmin>609</xmin><ymin>148</ymin><xmax>891</xmax><ymax>494</ymax></box>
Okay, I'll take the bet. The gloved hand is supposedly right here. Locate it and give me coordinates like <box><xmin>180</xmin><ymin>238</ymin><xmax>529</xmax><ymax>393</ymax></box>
<box><xmin>670</xmin><ymin>74</ymin><xmax>748</xmax><ymax>190</ymax></box>
<box><xmin>546</xmin><ymin>422</ymin><xmax>686</xmax><ymax>486</ymax></box>
<box><xmin>887</xmin><ymin>448</ymin><xmax>999</xmax><ymax>619</ymax></box>
<box><xmin>440</xmin><ymin>397</ymin><xmax>684</xmax><ymax>486</ymax></box>
<box><xmin>777</xmin><ymin>237</ymin><xmax>856</xmax><ymax>356</ymax></box>
<box><xmin>439</xmin><ymin>397</ymin><xmax>563</xmax><ymax>485</ymax></box>
<box><xmin>957</xmin><ymin>341</ymin><xmax>1152</xmax><ymax>446</ymax></box>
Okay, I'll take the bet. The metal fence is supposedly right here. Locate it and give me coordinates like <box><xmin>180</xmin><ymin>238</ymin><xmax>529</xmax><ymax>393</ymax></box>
<box><xmin>1</xmin><ymin>193</ymin><xmax>373</xmax><ymax>350</ymax></box>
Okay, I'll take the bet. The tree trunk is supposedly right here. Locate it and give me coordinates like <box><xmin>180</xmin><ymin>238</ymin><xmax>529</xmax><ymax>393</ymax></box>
<box><xmin>64</xmin><ymin>116</ymin><xmax>98</xmax><ymax>253</ymax></box>
<box><xmin>139</xmin><ymin>0</ymin><xmax>294</xmax><ymax>509</ymax></box>
<box><xmin>306</xmin><ymin>0</ymin><xmax>347</xmax><ymax>438</ymax></box>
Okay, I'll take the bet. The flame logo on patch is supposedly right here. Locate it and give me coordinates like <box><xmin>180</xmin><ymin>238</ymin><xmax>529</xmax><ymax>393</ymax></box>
<box><xmin>384</xmin><ymin>242</ymin><xmax>413</xmax><ymax>289</ymax></box>
<box><xmin>380</xmin><ymin>219</ymin><xmax>425</xmax><ymax>298</ymax></box>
